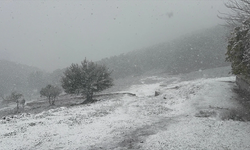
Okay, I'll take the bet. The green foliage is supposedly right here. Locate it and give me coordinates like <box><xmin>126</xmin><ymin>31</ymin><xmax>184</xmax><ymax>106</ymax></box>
<box><xmin>40</xmin><ymin>84</ymin><xmax>62</xmax><ymax>105</ymax></box>
<box><xmin>226</xmin><ymin>19</ymin><xmax>250</xmax><ymax>78</ymax></box>
<box><xmin>61</xmin><ymin>58</ymin><xmax>113</xmax><ymax>102</ymax></box>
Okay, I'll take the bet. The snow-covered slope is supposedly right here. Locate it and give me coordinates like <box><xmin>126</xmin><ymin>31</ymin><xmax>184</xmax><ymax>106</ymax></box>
<box><xmin>1</xmin><ymin>76</ymin><xmax>250</xmax><ymax>150</ymax></box>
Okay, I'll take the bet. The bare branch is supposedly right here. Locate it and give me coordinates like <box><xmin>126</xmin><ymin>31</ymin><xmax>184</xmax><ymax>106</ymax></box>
<box><xmin>219</xmin><ymin>0</ymin><xmax>250</xmax><ymax>28</ymax></box>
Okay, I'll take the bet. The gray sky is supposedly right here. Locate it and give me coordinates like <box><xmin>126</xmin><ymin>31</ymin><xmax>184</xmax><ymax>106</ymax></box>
<box><xmin>0</xmin><ymin>0</ymin><xmax>227</xmax><ymax>72</ymax></box>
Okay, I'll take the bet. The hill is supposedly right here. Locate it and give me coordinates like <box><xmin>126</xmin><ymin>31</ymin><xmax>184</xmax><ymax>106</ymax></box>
<box><xmin>0</xmin><ymin>60</ymin><xmax>40</xmax><ymax>98</ymax></box>
<box><xmin>0</xmin><ymin>60</ymin><xmax>64</xmax><ymax>100</ymax></box>
<box><xmin>98</xmin><ymin>25</ymin><xmax>230</xmax><ymax>78</ymax></box>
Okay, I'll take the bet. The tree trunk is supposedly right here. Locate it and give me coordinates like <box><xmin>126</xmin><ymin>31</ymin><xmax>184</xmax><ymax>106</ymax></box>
<box><xmin>48</xmin><ymin>96</ymin><xmax>51</xmax><ymax>105</ymax></box>
<box><xmin>86</xmin><ymin>90</ymin><xmax>93</xmax><ymax>103</ymax></box>
<box><xmin>51</xmin><ymin>97</ymin><xmax>55</xmax><ymax>105</ymax></box>
<box><xmin>16</xmin><ymin>100</ymin><xmax>19</xmax><ymax>113</ymax></box>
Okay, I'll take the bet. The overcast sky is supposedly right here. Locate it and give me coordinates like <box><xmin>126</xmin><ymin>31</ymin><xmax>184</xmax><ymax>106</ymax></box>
<box><xmin>0</xmin><ymin>0</ymin><xmax>228</xmax><ymax>72</ymax></box>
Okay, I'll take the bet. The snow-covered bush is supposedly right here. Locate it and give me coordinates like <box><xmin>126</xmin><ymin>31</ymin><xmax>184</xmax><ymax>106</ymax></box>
<box><xmin>226</xmin><ymin>19</ymin><xmax>250</xmax><ymax>78</ymax></box>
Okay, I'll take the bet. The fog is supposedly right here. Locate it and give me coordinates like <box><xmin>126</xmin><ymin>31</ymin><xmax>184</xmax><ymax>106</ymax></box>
<box><xmin>0</xmin><ymin>0</ymin><xmax>228</xmax><ymax>72</ymax></box>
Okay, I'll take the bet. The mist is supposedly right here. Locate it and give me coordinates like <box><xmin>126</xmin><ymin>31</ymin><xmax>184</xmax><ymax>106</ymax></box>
<box><xmin>0</xmin><ymin>0</ymin><xmax>228</xmax><ymax>72</ymax></box>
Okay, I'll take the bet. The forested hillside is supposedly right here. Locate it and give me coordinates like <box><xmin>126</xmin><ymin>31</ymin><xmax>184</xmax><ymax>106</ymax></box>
<box><xmin>0</xmin><ymin>60</ymin><xmax>38</xmax><ymax>97</ymax></box>
<box><xmin>98</xmin><ymin>26</ymin><xmax>230</xmax><ymax>78</ymax></box>
<box><xmin>0</xmin><ymin>60</ymin><xmax>64</xmax><ymax>99</ymax></box>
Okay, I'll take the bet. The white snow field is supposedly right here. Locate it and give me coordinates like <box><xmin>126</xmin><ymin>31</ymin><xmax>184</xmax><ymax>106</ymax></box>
<box><xmin>1</xmin><ymin>76</ymin><xmax>250</xmax><ymax>150</ymax></box>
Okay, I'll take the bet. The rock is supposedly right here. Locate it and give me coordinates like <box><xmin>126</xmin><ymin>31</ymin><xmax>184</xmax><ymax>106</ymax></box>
<box><xmin>155</xmin><ymin>91</ymin><xmax>160</xmax><ymax>96</ymax></box>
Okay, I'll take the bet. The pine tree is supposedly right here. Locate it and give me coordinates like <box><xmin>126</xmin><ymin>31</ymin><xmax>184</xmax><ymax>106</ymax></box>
<box><xmin>61</xmin><ymin>58</ymin><xmax>113</xmax><ymax>103</ymax></box>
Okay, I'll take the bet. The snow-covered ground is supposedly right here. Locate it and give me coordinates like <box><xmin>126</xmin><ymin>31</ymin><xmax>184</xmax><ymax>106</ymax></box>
<box><xmin>1</xmin><ymin>76</ymin><xmax>250</xmax><ymax>150</ymax></box>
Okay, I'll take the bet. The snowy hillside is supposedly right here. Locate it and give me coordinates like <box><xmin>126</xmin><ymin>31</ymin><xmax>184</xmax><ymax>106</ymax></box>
<box><xmin>99</xmin><ymin>26</ymin><xmax>229</xmax><ymax>78</ymax></box>
<box><xmin>1</xmin><ymin>76</ymin><xmax>250</xmax><ymax>150</ymax></box>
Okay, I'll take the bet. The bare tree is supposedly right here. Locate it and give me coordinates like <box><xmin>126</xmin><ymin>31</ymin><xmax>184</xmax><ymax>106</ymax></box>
<box><xmin>3</xmin><ymin>92</ymin><xmax>23</xmax><ymax>113</ymax></box>
<box><xmin>219</xmin><ymin>0</ymin><xmax>250</xmax><ymax>28</ymax></box>
<box><xmin>40</xmin><ymin>84</ymin><xmax>62</xmax><ymax>105</ymax></box>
